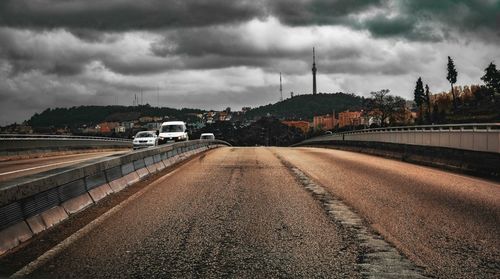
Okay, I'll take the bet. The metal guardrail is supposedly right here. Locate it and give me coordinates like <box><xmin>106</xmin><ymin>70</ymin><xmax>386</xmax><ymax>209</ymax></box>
<box><xmin>0</xmin><ymin>134</ymin><xmax>131</xmax><ymax>142</ymax></box>
<box><xmin>299</xmin><ymin>123</ymin><xmax>500</xmax><ymax>154</ymax></box>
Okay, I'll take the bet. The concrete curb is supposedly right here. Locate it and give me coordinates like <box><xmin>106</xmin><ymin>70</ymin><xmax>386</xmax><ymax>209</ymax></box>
<box><xmin>0</xmin><ymin>140</ymin><xmax>230</xmax><ymax>256</ymax></box>
<box><xmin>0</xmin><ymin>222</ymin><xmax>33</xmax><ymax>255</ymax></box>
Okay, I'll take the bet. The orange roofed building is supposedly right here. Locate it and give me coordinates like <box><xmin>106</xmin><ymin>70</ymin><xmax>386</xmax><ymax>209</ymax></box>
<box><xmin>96</xmin><ymin>122</ymin><xmax>119</xmax><ymax>133</ymax></box>
<box><xmin>313</xmin><ymin>114</ymin><xmax>337</xmax><ymax>131</ymax></box>
<box><xmin>282</xmin><ymin>121</ymin><xmax>310</xmax><ymax>134</ymax></box>
<box><xmin>338</xmin><ymin>110</ymin><xmax>363</xmax><ymax>128</ymax></box>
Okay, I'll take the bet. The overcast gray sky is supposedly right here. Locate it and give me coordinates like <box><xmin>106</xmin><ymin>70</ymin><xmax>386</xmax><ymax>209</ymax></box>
<box><xmin>1</xmin><ymin>0</ymin><xmax>499</xmax><ymax>124</ymax></box>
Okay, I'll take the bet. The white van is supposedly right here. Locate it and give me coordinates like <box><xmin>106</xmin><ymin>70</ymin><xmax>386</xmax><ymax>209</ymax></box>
<box><xmin>200</xmin><ymin>133</ymin><xmax>215</xmax><ymax>140</ymax></box>
<box><xmin>158</xmin><ymin>121</ymin><xmax>188</xmax><ymax>144</ymax></box>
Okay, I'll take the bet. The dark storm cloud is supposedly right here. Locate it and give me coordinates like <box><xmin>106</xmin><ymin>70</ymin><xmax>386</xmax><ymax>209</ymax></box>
<box><xmin>1</xmin><ymin>0</ymin><xmax>498</xmax><ymax>41</ymax></box>
<box><xmin>0</xmin><ymin>0</ymin><xmax>265</xmax><ymax>30</ymax></box>
<box><xmin>151</xmin><ymin>27</ymin><xmax>302</xmax><ymax>59</ymax></box>
<box><xmin>0</xmin><ymin>28</ymin><xmax>102</xmax><ymax>76</ymax></box>
<box><xmin>272</xmin><ymin>0</ymin><xmax>500</xmax><ymax>41</ymax></box>
<box><xmin>269</xmin><ymin>0</ymin><xmax>383</xmax><ymax>25</ymax></box>
<box><xmin>402</xmin><ymin>0</ymin><xmax>500</xmax><ymax>32</ymax></box>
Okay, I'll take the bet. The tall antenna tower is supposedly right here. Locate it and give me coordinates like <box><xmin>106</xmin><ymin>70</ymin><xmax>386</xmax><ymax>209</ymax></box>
<box><xmin>312</xmin><ymin>47</ymin><xmax>317</xmax><ymax>95</ymax></box>
<box><xmin>279</xmin><ymin>72</ymin><xmax>283</xmax><ymax>102</ymax></box>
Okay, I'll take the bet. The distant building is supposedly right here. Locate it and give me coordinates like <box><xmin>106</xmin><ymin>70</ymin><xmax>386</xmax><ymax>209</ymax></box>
<box><xmin>16</xmin><ymin>123</ymin><xmax>33</xmax><ymax>134</ymax></box>
<box><xmin>114</xmin><ymin>126</ymin><xmax>126</xmax><ymax>133</ymax></box>
<box><xmin>121</xmin><ymin>121</ymin><xmax>136</xmax><ymax>129</ymax></box>
<box><xmin>204</xmin><ymin>111</ymin><xmax>216</xmax><ymax>124</ymax></box>
<box><xmin>282</xmin><ymin>121</ymin><xmax>310</xmax><ymax>134</ymax></box>
<box><xmin>363</xmin><ymin>110</ymin><xmax>383</xmax><ymax>127</ymax></box>
<box><xmin>186</xmin><ymin>113</ymin><xmax>203</xmax><ymax>119</ymax></box>
<box><xmin>338</xmin><ymin>110</ymin><xmax>363</xmax><ymax>128</ymax></box>
<box><xmin>96</xmin><ymin>122</ymin><xmax>119</xmax><ymax>133</ymax></box>
<box><xmin>218</xmin><ymin>111</ymin><xmax>231</xmax><ymax>121</ymax></box>
<box><xmin>139</xmin><ymin>116</ymin><xmax>154</xmax><ymax>123</ymax></box>
<box><xmin>313</xmin><ymin>113</ymin><xmax>337</xmax><ymax>131</ymax></box>
<box><xmin>144</xmin><ymin>122</ymin><xmax>161</xmax><ymax>130</ymax></box>
<box><xmin>82</xmin><ymin>127</ymin><xmax>97</xmax><ymax>134</ymax></box>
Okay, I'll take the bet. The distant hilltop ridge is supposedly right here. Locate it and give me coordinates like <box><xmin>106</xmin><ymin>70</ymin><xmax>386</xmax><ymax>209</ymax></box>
<box><xmin>25</xmin><ymin>92</ymin><xmax>363</xmax><ymax>128</ymax></box>
<box><xmin>27</xmin><ymin>104</ymin><xmax>205</xmax><ymax>128</ymax></box>
<box><xmin>245</xmin><ymin>92</ymin><xmax>363</xmax><ymax>120</ymax></box>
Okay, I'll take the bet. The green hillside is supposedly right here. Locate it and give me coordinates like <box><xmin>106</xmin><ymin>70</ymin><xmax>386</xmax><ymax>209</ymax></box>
<box><xmin>28</xmin><ymin>104</ymin><xmax>204</xmax><ymax>128</ymax></box>
<box><xmin>245</xmin><ymin>93</ymin><xmax>364</xmax><ymax>120</ymax></box>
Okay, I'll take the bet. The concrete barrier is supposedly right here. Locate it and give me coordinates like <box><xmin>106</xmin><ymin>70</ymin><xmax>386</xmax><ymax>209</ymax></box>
<box><xmin>298</xmin><ymin>140</ymin><xmax>500</xmax><ymax>179</ymax></box>
<box><xmin>294</xmin><ymin>124</ymin><xmax>500</xmax><ymax>179</ymax></box>
<box><xmin>0</xmin><ymin>135</ymin><xmax>133</xmax><ymax>158</ymax></box>
<box><xmin>297</xmin><ymin>123</ymin><xmax>500</xmax><ymax>154</ymax></box>
<box><xmin>0</xmin><ymin>139</ymin><xmax>230</xmax><ymax>255</ymax></box>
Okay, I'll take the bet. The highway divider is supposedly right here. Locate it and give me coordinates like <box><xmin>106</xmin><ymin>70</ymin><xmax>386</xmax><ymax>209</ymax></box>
<box><xmin>0</xmin><ymin>139</ymin><xmax>230</xmax><ymax>255</ymax></box>
<box><xmin>0</xmin><ymin>134</ymin><xmax>133</xmax><ymax>159</ymax></box>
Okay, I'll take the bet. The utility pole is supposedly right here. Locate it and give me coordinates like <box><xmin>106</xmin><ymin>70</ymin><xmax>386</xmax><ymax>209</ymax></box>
<box><xmin>157</xmin><ymin>86</ymin><xmax>160</xmax><ymax>108</ymax></box>
<box><xmin>279</xmin><ymin>72</ymin><xmax>283</xmax><ymax>102</ymax></box>
<box><xmin>140</xmin><ymin>89</ymin><xmax>143</xmax><ymax>106</ymax></box>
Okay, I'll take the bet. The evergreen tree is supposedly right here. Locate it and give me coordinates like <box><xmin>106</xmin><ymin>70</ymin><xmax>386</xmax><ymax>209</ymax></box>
<box><xmin>447</xmin><ymin>56</ymin><xmax>458</xmax><ymax>110</ymax></box>
<box><xmin>425</xmin><ymin>84</ymin><xmax>432</xmax><ymax>123</ymax></box>
<box><xmin>481</xmin><ymin>62</ymin><xmax>500</xmax><ymax>97</ymax></box>
<box><xmin>413</xmin><ymin>77</ymin><xmax>425</xmax><ymax>123</ymax></box>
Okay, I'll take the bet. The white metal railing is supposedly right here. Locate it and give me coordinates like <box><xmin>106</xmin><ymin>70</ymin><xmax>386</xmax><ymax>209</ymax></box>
<box><xmin>301</xmin><ymin>123</ymin><xmax>500</xmax><ymax>153</ymax></box>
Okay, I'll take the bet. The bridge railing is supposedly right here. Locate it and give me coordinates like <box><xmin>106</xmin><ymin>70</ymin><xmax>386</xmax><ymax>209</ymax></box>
<box><xmin>300</xmin><ymin>123</ymin><xmax>500</xmax><ymax>153</ymax></box>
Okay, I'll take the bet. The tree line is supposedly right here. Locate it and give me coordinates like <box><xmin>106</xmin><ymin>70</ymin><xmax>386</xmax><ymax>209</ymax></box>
<box><xmin>413</xmin><ymin>58</ymin><xmax>500</xmax><ymax>124</ymax></box>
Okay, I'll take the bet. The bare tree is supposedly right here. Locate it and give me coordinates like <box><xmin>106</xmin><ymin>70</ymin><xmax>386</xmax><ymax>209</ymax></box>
<box><xmin>365</xmin><ymin>89</ymin><xmax>406</xmax><ymax>126</ymax></box>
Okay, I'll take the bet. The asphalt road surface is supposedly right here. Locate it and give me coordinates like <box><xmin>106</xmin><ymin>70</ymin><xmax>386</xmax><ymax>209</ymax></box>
<box><xmin>5</xmin><ymin>147</ymin><xmax>499</xmax><ymax>278</ymax></box>
<box><xmin>0</xmin><ymin>151</ymin><xmax>128</xmax><ymax>182</ymax></box>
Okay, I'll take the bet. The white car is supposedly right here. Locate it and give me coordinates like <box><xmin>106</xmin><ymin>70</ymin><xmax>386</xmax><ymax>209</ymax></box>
<box><xmin>133</xmin><ymin>131</ymin><xmax>158</xmax><ymax>150</ymax></box>
<box><xmin>200</xmin><ymin>133</ymin><xmax>215</xmax><ymax>140</ymax></box>
<box><xmin>158</xmin><ymin>121</ymin><xmax>189</xmax><ymax>144</ymax></box>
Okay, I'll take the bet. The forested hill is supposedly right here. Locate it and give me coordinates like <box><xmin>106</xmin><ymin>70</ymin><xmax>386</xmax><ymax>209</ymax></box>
<box><xmin>28</xmin><ymin>105</ymin><xmax>204</xmax><ymax>128</ymax></box>
<box><xmin>245</xmin><ymin>93</ymin><xmax>364</xmax><ymax>120</ymax></box>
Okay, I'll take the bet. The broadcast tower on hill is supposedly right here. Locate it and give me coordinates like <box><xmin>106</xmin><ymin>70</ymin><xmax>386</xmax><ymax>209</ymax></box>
<box><xmin>312</xmin><ymin>47</ymin><xmax>317</xmax><ymax>95</ymax></box>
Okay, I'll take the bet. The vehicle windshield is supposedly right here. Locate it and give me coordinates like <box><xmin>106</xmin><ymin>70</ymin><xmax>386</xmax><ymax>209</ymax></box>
<box><xmin>136</xmin><ymin>132</ymin><xmax>154</xmax><ymax>138</ymax></box>
<box><xmin>201</xmin><ymin>135</ymin><xmax>213</xmax><ymax>139</ymax></box>
<box><xmin>161</xmin><ymin>125</ymin><xmax>184</xmax><ymax>132</ymax></box>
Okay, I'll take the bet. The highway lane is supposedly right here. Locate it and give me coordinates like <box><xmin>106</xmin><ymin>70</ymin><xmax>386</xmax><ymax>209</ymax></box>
<box><xmin>24</xmin><ymin>147</ymin><xmax>364</xmax><ymax>278</ymax></box>
<box><xmin>5</xmin><ymin>147</ymin><xmax>499</xmax><ymax>278</ymax></box>
<box><xmin>274</xmin><ymin>147</ymin><xmax>500</xmax><ymax>279</ymax></box>
<box><xmin>0</xmin><ymin>151</ymin><xmax>128</xmax><ymax>182</ymax></box>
